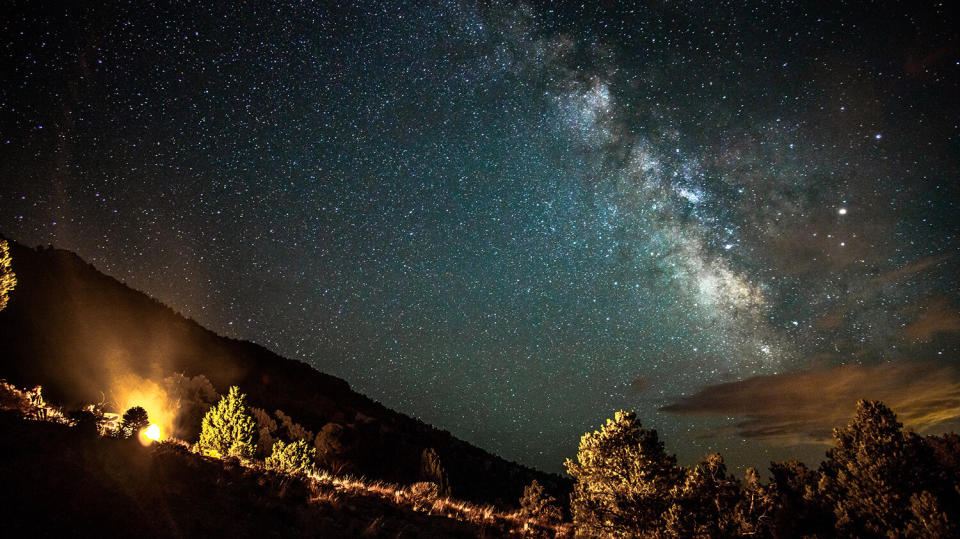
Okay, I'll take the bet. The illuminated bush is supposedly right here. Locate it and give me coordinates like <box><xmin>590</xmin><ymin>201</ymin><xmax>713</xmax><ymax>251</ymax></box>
<box><xmin>407</xmin><ymin>481</ymin><xmax>440</xmax><ymax>510</ymax></box>
<box><xmin>266</xmin><ymin>439</ymin><xmax>316</xmax><ymax>475</ymax></box>
<box><xmin>198</xmin><ymin>386</ymin><xmax>257</xmax><ymax>459</ymax></box>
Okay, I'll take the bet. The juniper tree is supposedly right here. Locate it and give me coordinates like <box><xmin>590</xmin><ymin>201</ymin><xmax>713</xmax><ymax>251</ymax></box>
<box><xmin>564</xmin><ymin>410</ymin><xmax>681</xmax><ymax>537</ymax></box>
<box><xmin>198</xmin><ymin>386</ymin><xmax>257</xmax><ymax>459</ymax></box>
<box><xmin>820</xmin><ymin>399</ymin><xmax>929</xmax><ymax>536</ymax></box>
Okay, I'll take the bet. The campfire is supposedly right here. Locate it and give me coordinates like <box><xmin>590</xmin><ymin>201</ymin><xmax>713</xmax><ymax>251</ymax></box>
<box><xmin>144</xmin><ymin>423</ymin><xmax>161</xmax><ymax>442</ymax></box>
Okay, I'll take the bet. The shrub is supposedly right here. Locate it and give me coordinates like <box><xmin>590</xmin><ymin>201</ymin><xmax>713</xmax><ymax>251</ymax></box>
<box><xmin>68</xmin><ymin>405</ymin><xmax>105</xmax><ymax>438</ymax></box>
<box><xmin>250</xmin><ymin>407</ymin><xmax>278</xmax><ymax>459</ymax></box>
<box><xmin>519</xmin><ymin>479</ymin><xmax>562</xmax><ymax>524</ymax></box>
<box><xmin>407</xmin><ymin>481</ymin><xmax>440</xmax><ymax>511</ymax></box>
<box><xmin>266</xmin><ymin>439</ymin><xmax>316</xmax><ymax>475</ymax></box>
<box><xmin>198</xmin><ymin>386</ymin><xmax>257</xmax><ymax>459</ymax></box>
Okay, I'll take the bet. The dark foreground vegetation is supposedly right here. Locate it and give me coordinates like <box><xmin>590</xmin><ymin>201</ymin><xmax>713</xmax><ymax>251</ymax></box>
<box><xmin>565</xmin><ymin>402</ymin><xmax>959</xmax><ymax>537</ymax></box>
<box><xmin>1</xmin><ymin>238</ymin><xmax>958</xmax><ymax>537</ymax></box>
<box><xmin>0</xmin><ymin>383</ymin><xmax>568</xmax><ymax>538</ymax></box>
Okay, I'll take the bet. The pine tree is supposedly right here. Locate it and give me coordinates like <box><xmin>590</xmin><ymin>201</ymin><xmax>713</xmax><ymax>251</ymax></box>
<box><xmin>820</xmin><ymin>400</ymin><xmax>926</xmax><ymax>536</ymax></box>
<box><xmin>198</xmin><ymin>386</ymin><xmax>257</xmax><ymax>459</ymax></box>
<box><xmin>564</xmin><ymin>410</ymin><xmax>681</xmax><ymax>537</ymax></box>
<box><xmin>664</xmin><ymin>453</ymin><xmax>741</xmax><ymax>536</ymax></box>
<box><xmin>118</xmin><ymin>406</ymin><xmax>150</xmax><ymax>438</ymax></box>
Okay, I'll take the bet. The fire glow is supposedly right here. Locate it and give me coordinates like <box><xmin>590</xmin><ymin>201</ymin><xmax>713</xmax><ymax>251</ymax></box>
<box><xmin>145</xmin><ymin>423</ymin><xmax>161</xmax><ymax>441</ymax></box>
<box><xmin>138</xmin><ymin>422</ymin><xmax>162</xmax><ymax>446</ymax></box>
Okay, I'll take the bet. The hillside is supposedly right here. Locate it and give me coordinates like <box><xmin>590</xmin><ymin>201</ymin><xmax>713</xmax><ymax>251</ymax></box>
<box><xmin>0</xmin><ymin>237</ymin><xmax>569</xmax><ymax>507</ymax></box>
<box><xmin>0</xmin><ymin>409</ymin><xmax>564</xmax><ymax>538</ymax></box>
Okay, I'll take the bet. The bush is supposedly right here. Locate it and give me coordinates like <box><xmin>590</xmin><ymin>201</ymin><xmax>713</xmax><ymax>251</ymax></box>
<box><xmin>266</xmin><ymin>439</ymin><xmax>316</xmax><ymax>475</ymax></box>
<box><xmin>519</xmin><ymin>480</ymin><xmax>562</xmax><ymax>524</ymax></box>
<box><xmin>198</xmin><ymin>386</ymin><xmax>257</xmax><ymax>459</ymax></box>
<box><xmin>68</xmin><ymin>406</ymin><xmax>105</xmax><ymax>438</ymax></box>
<box><xmin>406</xmin><ymin>482</ymin><xmax>440</xmax><ymax>511</ymax></box>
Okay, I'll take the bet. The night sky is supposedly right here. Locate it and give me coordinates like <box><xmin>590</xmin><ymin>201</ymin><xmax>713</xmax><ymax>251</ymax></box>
<box><xmin>2</xmin><ymin>1</ymin><xmax>959</xmax><ymax>474</ymax></box>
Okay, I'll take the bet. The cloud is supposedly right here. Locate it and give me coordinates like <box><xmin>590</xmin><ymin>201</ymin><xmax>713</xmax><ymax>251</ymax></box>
<box><xmin>904</xmin><ymin>297</ymin><xmax>960</xmax><ymax>342</ymax></box>
<box><xmin>661</xmin><ymin>362</ymin><xmax>960</xmax><ymax>444</ymax></box>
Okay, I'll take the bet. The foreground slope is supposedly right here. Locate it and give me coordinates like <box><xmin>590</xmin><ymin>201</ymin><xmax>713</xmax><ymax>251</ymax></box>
<box><xmin>0</xmin><ymin>410</ymin><xmax>542</xmax><ymax>538</ymax></box>
<box><xmin>0</xmin><ymin>237</ymin><xmax>568</xmax><ymax>506</ymax></box>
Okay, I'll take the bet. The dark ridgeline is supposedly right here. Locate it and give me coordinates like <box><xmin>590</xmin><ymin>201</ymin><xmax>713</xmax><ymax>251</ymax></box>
<box><xmin>0</xmin><ymin>236</ymin><xmax>569</xmax><ymax>507</ymax></box>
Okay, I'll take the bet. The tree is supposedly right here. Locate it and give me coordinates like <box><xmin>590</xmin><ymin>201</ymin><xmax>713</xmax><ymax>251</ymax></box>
<box><xmin>819</xmin><ymin>399</ymin><xmax>928</xmax><ymax>536</ymax></box>
<box><xmin>314</xmin><ymin>422</ymin><xmax>356</xmax><ymax>473</ymax></box>
<box><xmin>198</xmin><ymin>386</ymin><xmax>257</xmax><ymax>459</ymax></box>
<box><xmin>68</xmin><ymin>407</ymin><xmax>104</xmax><ymax>438</ymax></box>
<box><xmin>118</xmin><ymin>406</ymin><xmax>150</xmax><ymax>439</ymax></box>
<box><xmin>767</xmin><ymin>459</ymin><xmax>829</xmax><ymax>536</ymax></box>
<box><xmin>519</xmin><ymin>479</ymin><xmax>563</xmax><ymax>524</ymax></box>
<box><xmin>419</xmin><ymin>447</ymin><xmax>451</xmax><ymax>497</ymax></box>
<box><xmin>564</xmin><ymin>410</ymin><xmax>682</xmax><ymax>537</ymax></box>
<box><xmin>265</xmin><ymin>439</ymin><xmax>316</xmax><ymax>475</ymax></box>
<box><xmin>664</xmin><ymin>453</ymin><xmax>743</xmax><ymax>536</ymax></box>
<box><xmin>0</xmin><ymin>239</ymin><xmax>16</xmax><ymax>312</ymax></box>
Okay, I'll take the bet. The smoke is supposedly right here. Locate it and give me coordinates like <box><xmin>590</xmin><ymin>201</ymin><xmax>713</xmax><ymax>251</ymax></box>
<box><xmin>107</xmin><ymin>372</ymin><xmax>219</xmax><ymax>441</ymax></box>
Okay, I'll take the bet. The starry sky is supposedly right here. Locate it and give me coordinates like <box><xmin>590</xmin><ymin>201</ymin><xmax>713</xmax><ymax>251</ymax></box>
<box><xmin>2</xmin><ymin>1</ymin><xmax>959</xmax><ymax>474</ymax></box>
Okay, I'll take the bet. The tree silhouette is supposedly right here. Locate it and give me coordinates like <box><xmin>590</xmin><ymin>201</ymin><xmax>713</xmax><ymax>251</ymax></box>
<box><xmin>819</xmin><ymin>399</ymin><xmax>930</xmax><ymax>536</ymax></box>
<box><xmin>665</xmin><ymin>453</ymin><xmax>742</xmax><ymax>536</ymax></box>
<box><xmin>119</xmin><ymin>406</ymin><xmax>149</xmax><ymax>439</ymax></box>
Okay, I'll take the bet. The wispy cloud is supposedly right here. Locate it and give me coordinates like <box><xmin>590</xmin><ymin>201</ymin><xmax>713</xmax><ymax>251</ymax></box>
<box><xmin>661</xmin><ymin>362</ymin><xmax>960</xmax><ymax>444</ymax></box>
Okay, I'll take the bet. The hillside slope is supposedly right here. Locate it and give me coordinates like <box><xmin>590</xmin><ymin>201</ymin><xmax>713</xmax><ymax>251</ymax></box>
<box><xmin>0</xmin><ymin>237</ymin><xmax>569</xmax><ymax>506</ymax></box>
<box><xmin>0</xmin><ymin>411</ymin><xmax>532</xmax><ymax>538</ymax></box>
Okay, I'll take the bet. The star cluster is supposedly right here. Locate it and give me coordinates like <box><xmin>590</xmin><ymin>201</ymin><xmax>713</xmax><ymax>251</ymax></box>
<box><xmin>2</xmin><ymin>1</ymin><xmax>958</xmax><ymax>473</ymax></box>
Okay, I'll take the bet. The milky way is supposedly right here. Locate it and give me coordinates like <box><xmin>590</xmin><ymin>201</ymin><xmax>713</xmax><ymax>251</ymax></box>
<box><xmin>2</xmin><ymin>1</ymin><xmax>958</xmax><ymax>473</ymax></box>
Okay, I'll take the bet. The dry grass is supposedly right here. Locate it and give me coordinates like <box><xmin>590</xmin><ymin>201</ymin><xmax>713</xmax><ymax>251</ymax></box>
<box><xmin>285</xmin><ymin>464</ymin><xmax>573</xmax><ymax>536</ymax></box>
